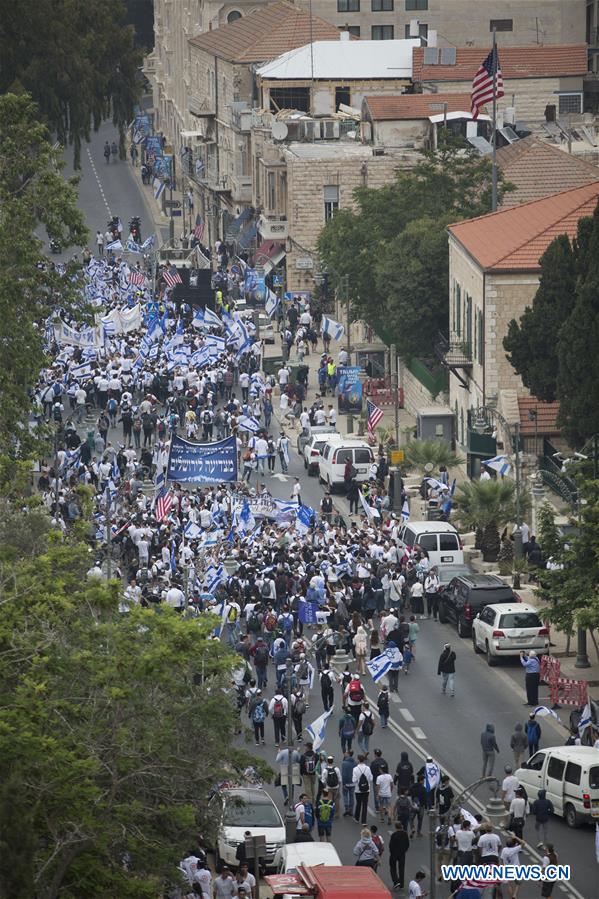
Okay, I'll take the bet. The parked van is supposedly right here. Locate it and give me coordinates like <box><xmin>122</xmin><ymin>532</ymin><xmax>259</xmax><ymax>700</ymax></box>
<box><xmin>396</xmin><ymin>520</ymin><xmax>464</xmax><ymax>567</ymax></box>
<box><xmin>516</xmin><ymin>746</ymin><xmax>599</xmax><ymax>827</ymax></box>
<box><xmin>273</xmin><ymin>843</ymin><xmax>341</xmax><ymax>873</ymax></box>
<box><xmin>318</xmin><ymin>438</ymin><xmax>374</xmax><ymax>490</ymax></box>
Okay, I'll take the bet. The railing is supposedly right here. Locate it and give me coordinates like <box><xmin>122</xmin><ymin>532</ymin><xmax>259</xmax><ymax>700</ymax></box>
<box><xmin>435</xmin><ymin>331</ymin><xmax>473</xmax><ymax>367</ymax></box>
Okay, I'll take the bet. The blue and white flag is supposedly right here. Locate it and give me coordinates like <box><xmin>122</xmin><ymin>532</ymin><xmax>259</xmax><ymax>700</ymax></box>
<box><xmin>321</xmin><ymin>316</ymin><xmax>345</xmax><ymax>342</ymax></box>
<box><xmin>101</xmin><ymin>315</ymin><xmax>117</xmax><ymax>336</ymax></box>
<box><xmin>295</xmin><ymin>504</ymin><xmax>315</xmax><ymax>535</ymax></box>
<box><xmin>424</xmin><ymin>476</ymin><xmax>450</xmax><ymax>493</ymax></box>
<box><xmin>265</xmin><ymin>288</ymin><xmax>280</xmax><ymax>318</ymax></box>
<box><xmin>483</xmin><ymin>454</ymin><xmax>511</xmax><ymax>477</ymax></box>
<box><xmin>105</xmin><ymin>239</ymin><xmax>123</xmax><ymax>252</ymax></box>
<box><xmin>532</xmin><ymin>705</ymin><xmax>563</xmax><ymax>724</ymax></box>
<box><xmin>206</xmin><ymin>565</ymin><xmax>226</xmax><ymax>593</ymax></box>
<box><xmin>273</xmin><ymin>498</ymin><xmax>297</xmax><ymax>522</ymax></box>
<box><xmin>401</xmin><ymin>499</ymin><xmax>410</xmax><ymax>522</ymax></box>
<box><xmin>305</xmin><ymin>707</ymin><xmax>334</xmax><ymax>751</ymax></box>
<box><xmin>366</xmin><ymin>643</ymin><xmax>403</xmax><ymax>683</ymax></box>
<box><xmin>424</xmin><ymin>761</ymin><xmax>441</xmax><ymax>793</ymax></box>
<box><xmin>184</xmin><ymin>521</ymin><xmax>203</xmax><ymax>541</ymax></box>
<box><xmin>126</xmin><ymin>237</ymin><xmax>141</xmax><ymax>254</ymax></box>
<box><xmin>441</xmin><ymin>478</ymin><xmax>456</xmax><ymax>516</ymax></box>
<box><xmin>71</xmin><ymin>361</ymin><xmax>93</xmax><ymax>379</ymax></box>
<box><xmin>237</xmin><ymin>415</ymin><xmax>261</xmax><ymax>434</ymax></box>
<box><xmin>359</xmin><ymin>490</ymin><xmax>380</xmax><ymax>520</ymax></box>
<box><xmin>201</xmin><ymin>531</ymin><xmax>221</xmax><ymax>550</ymax></box>
<box><xmin>577</xmin><ymin>701</ymin><xmax>592</xmax><ymax>739</ymax></box>
<box><xmin>154</xmin><ymin>179</ymin><xmax>165</xmax><ymax>200</ymax></box>
<box><xmin>203</xmin><ymin>307</ymin><xmax>222</xmax><ymax>329</ymax></box>
<box><xmin>170</xmin><ymin>539</ymin><xmax>177</xmax><ymax>574</ymax></box>
<box><xmin>237</xmin><ymin>500</ymin><xmax>256</xmax><ymax>536</ymax></box>
<box><xmin>192</xmin><ymin>308</ymin><xmax>205</xmax><ymax>328</ymax></box>
<box><xmin>141</xmin><ymin>235</ymin><xmax>155</xmax><ymax>252</ymax></box>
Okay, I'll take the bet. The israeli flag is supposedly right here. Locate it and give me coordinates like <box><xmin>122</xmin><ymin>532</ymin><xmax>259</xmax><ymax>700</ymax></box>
<box><xmin>237</xmin><ymin>501</ymin><xmax>256</xmax><ymax>536</ymax></box>
<box><xmin>203</xmin><ymin>307</ymin><xmax>222</xmax><ymax>328</ymax></box>
<box><xmin>321</xmin><ymin>316</ymin><xmax>345</xmax><ymax>341</ymax></box>
<box><xmin>201</xmin><ymin>532</ymin><xmax>221</xmax><ymax>549</ymax></box>
<box><xmin>141</xmin><ymin>235</ymin><xmax>155</xmax><ymax>252</ymax></box>
<box><xmin>334</xmin><ymin>560</ymin><xmax>352</xmax><ymax>578</ymax></box>
<box><xmin>483</xmin><ymin>454</ymin><xmax>511</xmax><ymax>477</ymax></box>
<box><xmin>184</xmin><ymin>521</ymin><xmax>202</xmax><ymax>540</ymax></box>
<box><xmin>192</xmin><ymin>308</ymin><xmax>205</xmax><ymax>328</ymax></box>
<box><xmin>206</xmin><ymin>565</ymin><xmax>226</xmax><ymax>593</ymax></box>
<box><xmin>295</xmin><ymin>504</ymin><xmax>314</xmax><ymax>535</ymax></box>
<box><xmin>532</xmin><ymin>705</ymin><xmax>563</xmax><ymax>724</ymax></box>
<box><xmin>424</xmin><ymin>477</ymin><xmax>450</xmax><ymax>493</ymax></box>
<box><xmin>170</xmin><ymin>539</ymin><xmax>177</xmax><ymax>574</ymax></box>
<box><xmin>401</xmin><ymin>499</ymin><xmax>410</xmax><ymax>522</ymax></box>
<box><xmin>71</xmin><ymin>361</ymin><xmax>93</xmax><ymax>379</ymax></box>
<box><xmin>126</xmin><ymin>237</ymin><xmax>141</xmax><ymax>254</ymax></box>
<box><xmin>238</xmin><ymin>415</ymin><xmax>261</xmax><ymax>434</ymax></box>
<box><xmin>273</xmin><ymin>498</ymin><xmax>297</xmax><ymax>522</ymax></box>
<box><xmin>106</xmin><ymin>239</ymin><xmax>123</xmax><ymax>252</ymax></box>
<box><xmin>265</xmin><ymin>288</ymin><xmax>280</xmax><ymax>318</ymax></box>
<box><xmin>578</xmin><ymin>701</ymin><xmax>592</xmax><ymax>739</ymax></box>
<box><xmin>359</xmin><ymin>490</ymin><xmax>380</xmax><ymax>519</ymax></box>
<box><xmin>154</xmin><ymin>179</ymin><xmax>166</xmax><ymax>200</ymax></box>
<box><xmin>366</xmin><ymin>643</ymin><xmax>403</xmax><ymax>683</ymax></box>
<box><xmin>305</xmin><ymin>707</ymin><xmax>334</xmax><ymax>752</ymax></box>
<box><xmin>424</xmin><ymin>761</ymin><xmax>441</xmax><ymax>793</ymax></box>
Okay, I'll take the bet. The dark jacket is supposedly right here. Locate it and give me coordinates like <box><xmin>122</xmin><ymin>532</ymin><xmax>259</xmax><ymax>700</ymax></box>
<box><xmin>389</xmin><ymin>829</ymin><xmax>410</xmax><ymax>858</ymax></box>
<box><xmin>510</xmin><ymin>723</ymin><xmax>528</xmax><ymax>753</ymax></box>
<box><xmin>437</xmin><ymin>648</ymin><xmax>456</xmax><ymax>674</ymax></box>
<box><xmin>530</xmin><ymin>790</ymin><xmax>554</xmax><ymax>822</ymax></box>
<box><xmin>480</xmin><ymin>723</ymin><xmax>499</xmax><ymax>753</ymax></box>
<box><xmin>395</xmin><ymin>752</ymin><xmax>414</xmax><ymax>789</ymax></box>
<box><xmin>342</xmin><ymin>755</ymin><xmax>357</xmax><ymax>785</ymax></box>
<box><xmin>525</xmin><ymin>719</ymin><xmax>541</xmax><ymax>745</ymax></box>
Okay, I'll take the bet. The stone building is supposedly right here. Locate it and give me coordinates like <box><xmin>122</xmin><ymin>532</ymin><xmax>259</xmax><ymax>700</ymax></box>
<box><xmin>360</xmin><ymin>92</ymin><xmax>488</xmax><ymax>149</ymax></box>
<box><xmin>444</xmin><ymin>182</ymin><xmax>599</xmax><ymax>470</ymax></box>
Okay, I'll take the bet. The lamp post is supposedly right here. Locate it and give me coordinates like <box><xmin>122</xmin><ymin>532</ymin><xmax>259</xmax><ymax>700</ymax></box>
<box><xmin>428</xmin><ymin>776</ymin><xmax>508</xmax><ymax>899</ymax></box>
<box><xmin>284</xmin><ymin>658</ymin><xmax>296</xmax><ymax>843</ymax></box>
<box><xmin>472</xmin><ymin>405</ymin><xmax>524</xmax><ymax>559</ymax></box>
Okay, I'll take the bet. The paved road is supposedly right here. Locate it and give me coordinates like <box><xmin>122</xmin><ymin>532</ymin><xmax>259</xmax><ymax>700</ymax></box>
<box><xmin>64</xmin><ymin>143</ymin><xmax>596</xmax><ymax>899</ymax></box>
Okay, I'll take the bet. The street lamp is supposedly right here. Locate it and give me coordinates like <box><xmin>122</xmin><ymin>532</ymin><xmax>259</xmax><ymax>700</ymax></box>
<box><xmin>472</xmin><ymin>405</ymin><xmax>524</xmax><ymax>559</ymax></box>
<box><xmin>284</xmin><ymin>658</ymin><xmax>296</xmax><ymax>843</ymax></box>
<box><xmin>428</xmin><ymin>776</ymin><xmax>509</xmax><ymax>899</ymax></box>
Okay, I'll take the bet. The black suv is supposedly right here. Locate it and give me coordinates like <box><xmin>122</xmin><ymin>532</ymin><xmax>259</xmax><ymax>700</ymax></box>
<box><xmin>438</xmin><ymin>574</ymin><xmax>518</xmax><ymax>637</ymax></box>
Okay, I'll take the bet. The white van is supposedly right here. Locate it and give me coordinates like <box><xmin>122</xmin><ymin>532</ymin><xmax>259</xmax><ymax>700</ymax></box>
<box><xmin>516</xmin><ymin>746</ymin><xmax>599</xmax><ymax>827</ymax></box>
<box><xmin>396</xmin><ymin>520</ymin><xmax>464</xmax><ymax>567</ymax></box>
<box><xmin>318</xmin><ymin>438</ymin><xmax>374</xmax><ymax>490</ymax></box>
<box><xmin>273</xmin><ymin>842</ymin><xmax>342</xmax><ymax>873</ymax></box>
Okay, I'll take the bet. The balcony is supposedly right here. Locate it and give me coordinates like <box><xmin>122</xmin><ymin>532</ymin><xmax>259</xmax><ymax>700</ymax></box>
<box><xmin>230</xmin><ymin>173</ymin><xmax>253</xmax><ymax>203</ymax></box>
<box><xmin>435</xmin><ymin>332</ymin><xmax>472</xmax><ymax>389</ymax></box>
<box><xmin>188</xmin><ymin>94</ymin><xmax>215</xmax><ymax>117</ymax></box>
<box><xmin>258</xmin><ymin>214</ymin><xmax>288</xmax><ymax>241</ymax></box>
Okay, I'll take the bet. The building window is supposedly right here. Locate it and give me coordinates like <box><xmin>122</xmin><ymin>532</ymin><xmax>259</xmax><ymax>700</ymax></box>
<box><xmin>267</xmin><ymin>171</ymin><xmax>276</xmax><ymax>212</ymax></box>
<box><xmin>477</xmin><ymin>309</ymin><xmax>484</xmax><ymax>364</ymax></box>
<box><xmin>466</xmin><ymin>294</ymin><xmax>472</xmax><ymax>355</ymax></box>
<box><xmin>269</xmin><ymin>86</ymin><xmax>310</xmax><ymax>114</ymax></box>
<box><xmin>455</xmin><ymin>283</ymin><xmax>461</xmax><ymax>337</ymax></box>
<box><xmin>372</xmin><ymin>24</ymin><xmax>394</xmax><ymax>39</ymax></box>
<box><xmin>324</xmin><ymin>185</ymin><xmax>339</xmax><ymax>221</ymax></box>
<box><xmin>558</xmin><ymin>93</ymin><xmax>583</xmax><ymax>114</ymax></box>
<box><xmin>227</xmin><ymin>10</ymin><xmax>242</xmax><ymax>22</ymax></box>
<box><xmin>335</xmin><ymin>86</ymin><xmax>351</xmax><ymax>109</ymax></box>
<box><xmin>338</xmin><ymin>0</ymin><xmax>360</xmax><ymax>11</ymax></box>
<box><xmin>490</xmin><ymin>18</ymin><xmax>513</xmax><ymax>32</ymax></box>
<box><xmin>372</xmin><ymin>0</ymin><xmax>393</xmax><ymax>10</ymax></box>
<box><xmin>406</xmin><ymin>0</ymin><xmax>427</xmax><ymax>9</ymax></box>
<box><xmin>405</xmin><ymin>22</ymin><xmax>427</xmax><ymax>40</ymax></box>
<box><xmin>345</xmin><ymin>25</ymin><xmax>361</xmax><ymax>36</ymax></box>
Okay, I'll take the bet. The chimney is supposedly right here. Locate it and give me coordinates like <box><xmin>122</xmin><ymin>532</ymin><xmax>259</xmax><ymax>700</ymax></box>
<box><xmin>339</xmin><ymin>30</ymin><xmax>350</xmax><ymax>41</ymax></box>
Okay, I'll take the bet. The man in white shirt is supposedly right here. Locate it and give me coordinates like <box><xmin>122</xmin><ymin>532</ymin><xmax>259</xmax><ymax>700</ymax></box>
<box><xmin>338</xmin><ymin>347</ymin><xmax>348</xmax><ymax>366</ymax></box>
<box><xmin>408</xmin><ymin>871</ymin><xmax>427</xmax><ymax>899</ymax></box>
<box><xmin>299</xmin><ymin>408</ymin><xmax>311</xmax><ymax>433</ymax></box>
<box><xmin>277</xmin><ymin>366</ymin><xmax>290</xmax><ymax>388</ymax></box>
<box><xmin>352</xmin><ymin>753</ymin><xmax>373</xmax><ymax>824</ymax></box>
<box><xmin>454</xmin><ymin>821</ymin><xmax>475</xmax><ymax>863</ymax></box>
<box><xmin>375</xmin><ymin>767</ymin><xmax>394</xmax><ymax>825</ymax></box>
<box><xmin>501</xmin><ymin>765</ymin><xmax>520</xmax><ymax>806</ymax></box>
<box><xmin>326</xmin><ymin>405</ymin><xmax>337</xmax><ymax>426</ymax></box>
<box><xmin>313</xmin><ymin>406</ymin><xmax>326</xmax><ymax>425</ymax></box>
<box><xmin>165</xmin><ymin>584</ymin><xmax>185</xmax><ymax>611</ymax></box>
<box><xmin>476</xmin><ymin>824</ymin><xmax>502</xmax><ymax>862</ymax></box>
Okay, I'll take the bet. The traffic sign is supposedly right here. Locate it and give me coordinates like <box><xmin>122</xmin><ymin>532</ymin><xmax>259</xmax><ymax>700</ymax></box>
<box><xmin>164</xmin><ymin>199</ymin><xmax>181</xmax><ymax>208</ymax></box>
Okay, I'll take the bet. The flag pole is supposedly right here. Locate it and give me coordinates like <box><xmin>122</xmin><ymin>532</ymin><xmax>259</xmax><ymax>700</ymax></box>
<box><xmin>491</xmin><ymin>27</ymin><xmax>498</xmax><ymax>212</ymax></box>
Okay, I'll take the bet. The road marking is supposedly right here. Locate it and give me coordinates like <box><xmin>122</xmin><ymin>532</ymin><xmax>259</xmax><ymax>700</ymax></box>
<box><xmin>412</xmin><ymin>726</ymin><xmax>427</xmax><ymax>740</ymax></box>
<box><xmin>363</xmin><ymin>689</ymin><xmax>585</xmax><ymax>899</ymax></box>
<box><xmin>391</xmin><ymin>694</ymin><xmax>402</xmax><ymax>704</ymax></box>
<box><xmin>86</xmin><ymin>147</ymin><xmax>112</xmax><ymax>217</ymax></box>
<box><xmin>399</xmin><ymin>708</ymin><xmax>415</xmax><ymax>722</ymax></box>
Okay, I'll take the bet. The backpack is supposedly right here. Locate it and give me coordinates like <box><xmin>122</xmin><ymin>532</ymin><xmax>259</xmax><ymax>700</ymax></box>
<box><xmin>247</xmin><ymin>612</ymin><xmax>261</xmax><ymax>632</ymax></box>
<box><xmin>227</xmin><ymin>605</ymin><xmax>238</xmax><ymax>623</ymax></box>
<box><xmin>281</xmin><ymin>613</ymin><xmax>293</xmax><ymax>632</ymax></box>
<box><xmin>303</xmin><ymin>801</ymin><xmax>314</xmax><ymax>829</ymax></box>
<box><xmin>304</xmin><ymin>752</ymin><xmax>317</xmax><ymax>775</ymax></box>
<box><xmin>321</xmin><ymin>672</ymin><xmax>332</xmax><ymax>691</ymax></box>
<box><xmin>325</xmin><ymin>766</ymin><xmax>339</xmax><ymax>789</ymax></box>
<box><xmin>372</xmin><ymin>834</ymin><xmax>384</xmax><ymax>857</ymax></box>
<box><xmin>397</xmin><ymin>794</ymin><xmax>411</xmax><ymax>815</ymax></box>
<box><xmin>362</xmin><ymin>713</ymin><xmax>374</xmax><ymax>736</ymax></box>
<box><xmin>348</xmin><ymin>680</ymin><xmax>364</xmax><ymax>703</ymax></box>
<box><xmin>378</xmin><ymin>692</ymin><xmax>389</xmax><ymax>711</ymax></box>
<box><xmin>107</xmin><ymin>398</ymin><xmax>117</xmax><ymax>413</ymax></box>
<box><xmin>342</xmin><ymin>715</ymin><xmax>355</xmax><ymax>737</ymax></box>
<box><xmin>273</xmin><ymin>697</ymin><xmax>285</xmax><ymax>718</ymax></box>
<box><xmin>318</xmin><ymin>799</ymin><xmax>333</xmax><ymax>824</ymax></box>
<box><xmin>297</xmin><ymin>660</ymin><xmax>309</xmax><ymax>680</ymax></box>
<box><xmin>294</xmin><ymin>696</ymin><xmax>306</xmax><ymax>716</ymax></box>
<box><xmin>254</xmin><ymin>646</ymin><xmax>269</xmax><ymax>667</ymax></box>
<box><xmin>264</xmin><ymin>611</ymin><xmax>277</xmax><ymax>632</ymax></box>
<box><xmin>203</xmin><ymin>411</ymin><xmax>211</xmax><ymax>424</ymax></box>
<box><xmin>261</xmin><ymin>580</ymin><xmax>272</xmax><ymax>599</ymax></box>
<box><xmin>252</xmin><ymin>702</ymin><xmax>266</xmax><ymax>724</ymax></box>
<box><xmin>357</xmin><ymin>770</ymin><xmax>369</xmax><ymax>793</ymax></box>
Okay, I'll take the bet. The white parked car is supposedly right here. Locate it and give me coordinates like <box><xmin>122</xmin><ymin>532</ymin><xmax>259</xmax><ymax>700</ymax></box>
<box><xmin>303</xmin><ymin>434</ymin><xmax>333</xmax><ymax>476</ymax></box>
<box><xmin>472</xmin><ymin>602</ymin><xmax>550</xmax><ymax>665</ymax></box>
<box><xmin>211</xmin><ymin>787</ymin><xmax>285</xmax><ymax>870</ymax></box>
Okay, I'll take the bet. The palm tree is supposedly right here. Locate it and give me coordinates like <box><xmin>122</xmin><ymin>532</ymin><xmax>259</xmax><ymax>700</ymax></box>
<box><xmin>453</xmin><ymin>479</ymin><xmax>527</xmax><ymax>563</ymax></box>
<box><xmin>403</xmin><ymin>439</ymin><xmax>464</xmax><ymax>473</ymax></box>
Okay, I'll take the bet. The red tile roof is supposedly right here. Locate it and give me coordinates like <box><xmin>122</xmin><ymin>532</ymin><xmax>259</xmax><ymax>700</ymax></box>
<box><xmin>413</xmin><ymin>44</ymin><xmax>588</xmax><ymax>83</ymax></box>
<box><xmin>497</xmin><ymin>136</ymin><xmax>599</xmax><ymax>207</ymax></box>
<box><xmin>362</xmin><ymin>92</ymin><xmax>480</xmax><ymax>121</ymax></box>
<box><xmin>518</xmin><ymin>396</ymin><xmax>560</xmax><ymax>436</ymax></box>
<box><xmin>188</xmin><ymin>2</ymin><xmax>350</xmax><ymax>63</ymax></box>
<box><xmin>448</xmin><ymin>182</ymin><xmax>599</xmax><ymax>273</ymax></box>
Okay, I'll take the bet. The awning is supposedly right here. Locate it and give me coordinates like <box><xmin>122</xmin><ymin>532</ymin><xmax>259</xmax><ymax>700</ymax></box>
<box><xmin>254</xmin><ymin>239</ymin><xmax>285</xmax><ymax>273</ymax></box>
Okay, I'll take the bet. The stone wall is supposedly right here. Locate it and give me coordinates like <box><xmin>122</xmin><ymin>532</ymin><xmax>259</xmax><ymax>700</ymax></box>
<box><xmin>399</xmin><ymin>363</ymin><xmax>448</xmax><ymax>419</ymax></box>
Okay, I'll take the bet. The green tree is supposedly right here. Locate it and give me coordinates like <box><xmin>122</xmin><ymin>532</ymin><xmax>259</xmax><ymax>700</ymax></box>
<box><xmin>454</xmin><ymin>479</ymin><xmax>526</xmax><ymax>562</ymax></box>
<box><xmin>0</xmin><ymin>0</ymin><xmax>142</xmax><ymax>166</ymax></box>
<box><xmin>0</xmin><ymin>512</ymin><xmax>268</xmax><ymax>898</ymax></box>
<box><xmin>403</xmin><ymin>439</ymin><xmax>464</xmax><ymax>473</ymax></box>
<box><xmin>503</xmin><ymin>234</ymin><xmax>577</xmax><ymax>402</ymax></box>
<box><xmin>0</xmin><ymin>93</ymin><xmax>87</xmax><ymax>455</ymax></box>
<box><xmin>317</xmin><ymin>141</ymin><xmax>510</xmax><ymax>357</ymax></box>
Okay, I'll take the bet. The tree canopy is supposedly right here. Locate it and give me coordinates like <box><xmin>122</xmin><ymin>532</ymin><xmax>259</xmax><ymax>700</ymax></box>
<box><xmin>0</xmin><ymin>497</ymin><xmax>264</xmax><ymax>899</ymax></box>
<box><xmin>318</xmin><ymin>140</ymin><xmax>511</xmax><ymax>359</ymax></box>
<box><xmin>0</xmin><ymin>0</ymin><xmax>142</xmax><ymax>166</ymax></box>
<box><xmin>0</xmin><ymin>93</ymin><xmax>87</xmax><ymax>455</ymax></box>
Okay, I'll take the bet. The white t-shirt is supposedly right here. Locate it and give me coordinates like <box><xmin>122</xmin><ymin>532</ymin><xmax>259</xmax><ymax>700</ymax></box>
<box><xmin>408</xmin><ymin>880</ymin><xmax>423</xmax><ymax>899</ymax></box>
<box><xmin>478</xmin><ymin>832</ymin><xmax>501</xmax><ymax>858</ymax></box>
<box><xmin>376</xmin><ymin>772</ymin><xmax>394</xmax><ymax>798</ymax></box>
<box><xmin>455</xmin><ymin>829</ymin><xmax>475</xmax><ymax>852</ymax></box>
<box><xmin>502</xmin><ymin>774</ymin><xmax>519</xmax><ymax>803</ymax></box>
<box><xmin>501</xmin><ymin>844</ymin><xmax>522</xmax><ymax>866</ymax></box>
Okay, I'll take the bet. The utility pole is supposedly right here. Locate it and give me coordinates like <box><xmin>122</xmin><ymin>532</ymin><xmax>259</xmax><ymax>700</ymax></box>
<box><xmin>491</xmin><ymin>28</ymin><xmax>499</xmax><ymax>212</ymax></box>
<box><xmin>390</xmin><ymin>342</ymin><xmax>399</xmax><ymax>449</ymax></box>
<box><xmin>344</xmin><ymin>275</ymin><xmax>351</xmax><ymax>355</ymax></box>
<box><xmin>105</xmin><ymin>485</ymin><xmax>112</xmax><ymax>581</ymax></box>
<box><xmin>53</xmin><ymin>426</ymin><xmax>61</xmax><ymax>523</ymax></box>
<box><xmin>513</xmin><ymin>420</ymin><xmax>523</xmax><ymax>560</ymax></box>
<box><xmin>284</xmin><ymin>658</ymin><xmax>296</xmax><ymax>842</ymax></box>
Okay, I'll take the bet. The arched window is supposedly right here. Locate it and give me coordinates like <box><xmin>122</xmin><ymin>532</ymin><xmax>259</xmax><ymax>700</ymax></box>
<box><xmin>227</xmin><ymin>10</ymin><xmax>242</xmax><ymax>22</ymax></box>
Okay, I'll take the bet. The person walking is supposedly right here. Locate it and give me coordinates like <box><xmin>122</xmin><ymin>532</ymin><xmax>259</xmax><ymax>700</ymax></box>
<box><xmin>424</xmin><ymin>569</ymin><xmax>440</xmax><ymax>620</ymax></box>
<box><xmin>320</xmin><ymin>666</ymin><xmax>335</xmax><ymax>711</ymax></box>
<box><xmin>375</xmin><ymin>763</ymin><xmax>394</xmax><ymax>825</ymax></box>
<box><xmin>268</xmin><ymin>691</ymin><xmax>288</xmax><ymax>746</ymax></box>
<box><xmin>320</xmin><ymin>756</ymin><xmax>341</xmax><ymax>818</ymax></box>
<box><xmin>300</xmin><ymin>742</ymin><xmax>318</xmax><ymax>806</ymax></box>
<box><xmin>377</xmin><ymin>685</ymin><xmax>390</xmax><ymax>728</ymax></box>
<box><xmin>316</xmin><ymin>789</ymin><xmax>335</xmax><ymax>842</ymax></box>
<box><xmin>510</xmin><ymin>722</ymin><xmax>529</xmax><ymax>769</ymax></box>
<box><xmin>357</xmin><ymin>701</ymin><xmax>375</xmax><ymax>754</ymax></box>
<box><xmin>530</xmin><ymin>789</ymin><xmax>554</xmax><ymax>848</ymax></box>
<box><xmin>353</xmin><ymin>625</ymin><xmax>369</xmax><ymax>676</ymax></box>
<box><xmin>540</xmin><ymin>844</ymin><xmax>559</xmax><ymax>899</ymax></box>
<box><xmin>110</xmin><ymin>140</ymin><xmax>118</xmax><ymax>162</ymax></box>
<box><xmin>389</xmin><ymin>821</ymin><xmax>410</xmax><ymax>890</ymax></box>
<box><xmin>520</xmin><ymin>650</ymin><xmax>541</xmax><ymax>706</ymax></box>
<box><xmin>353</xmin><ymin>827</ymin><xmax>380</xmax><ymax>869</ymax></box>
<box><xmin>508</xmin><ymin>787</ymin><xmax>527</xmax><ymax>839</ymax></box>
<box><xmin>129</xmin><ymin>143</ymin><xmax>138</xmax><ymax>166</ymax></box>
<box><xmin>353</xmin><ymin>754</ymin><xmax>373</xmax><ymax>825</ymax></box>
<box><xmin>339</xmin><ymin>708</ymin><xmax>356</xmax><ymax>753</ymax></box>
<box><xmin>525</xmin><ymin>712</ymin><xmax>542</xmax><ymax>757</ymax></box>
<box><xmin>341</xmin><ymin>749</ymin><xmax>356</xmax><ymax>816</ymax></box>
<box><xmin>437</xmin><ymin>643</ymin><xmax>456</xmax><ymax>697</ymax></box>
<box><xmin>96</xmin><ymin>229</ymin><xmax>104</xmax><ymax>256</ymax></box>
<box><xmin>481</xmin><ymin>723</ymin><xmax>500</xmax><ymax>777</ymax></box>
<box><xmin>249</xmin><ymin>691</ymin><xmax>268</xmax><ymax>746</ymax></box>
<box><xmin>103</xmin><ymin>141</ymin><xmax>111</xmax><ymax>163</ymax></box>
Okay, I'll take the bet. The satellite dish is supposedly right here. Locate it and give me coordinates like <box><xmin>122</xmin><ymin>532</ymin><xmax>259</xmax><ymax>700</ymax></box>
<box><xmin>424</xmin><ymin>463</ymin><xmax>434</xmax><ymax>473</ymax></box>
<box><xmin>271</xmin><ymin>122</ymin><xmax>288</xmax><ymax>141</ymax></box>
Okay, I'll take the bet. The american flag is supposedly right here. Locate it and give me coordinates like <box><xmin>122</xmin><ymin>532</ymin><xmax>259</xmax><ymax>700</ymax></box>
<box><xmin>155</xmin><ymin>486</ymin><xmax>173</xmax><ymax>522</ymax></box>
<box><xmin>129</xmin><ymin>270</ymin><xmax>147</xmax><ymax>287</ymax></box>
<box><xmin>471</xmin><ymin>46</ymin><xmax>504</xmax><ymax>120</ymax></box>
<box><xmin>163</xmin><ymin>266</ymin><xmax>182</xmax><ymax>288</ymax></box>
<box><xmin>367</xmin><ymin>399</ymin><xmax>384</xmax><ymax>437</ymax></box>
<box><xmin>193</xmin><ymin>214</ymin><xmax>205</xmax><ymax>241</ymax></box>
